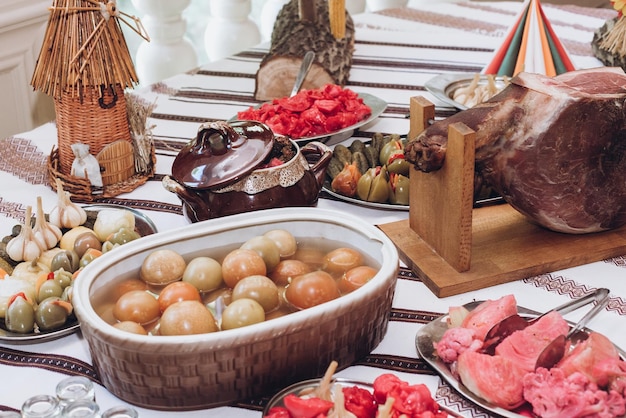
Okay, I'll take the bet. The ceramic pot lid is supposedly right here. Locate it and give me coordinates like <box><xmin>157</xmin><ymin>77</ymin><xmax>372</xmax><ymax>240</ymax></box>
<box><xmin>172</xmin><ymin>120</ymin><xmax>274</xmax><ymax>189</ymax></box>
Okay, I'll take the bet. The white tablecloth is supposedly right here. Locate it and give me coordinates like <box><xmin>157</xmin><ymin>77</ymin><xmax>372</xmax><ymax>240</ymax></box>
<box><xmin>0</xmin><ymin>2</ymin><xmax>622</xmax><ymax>417</ymax></box>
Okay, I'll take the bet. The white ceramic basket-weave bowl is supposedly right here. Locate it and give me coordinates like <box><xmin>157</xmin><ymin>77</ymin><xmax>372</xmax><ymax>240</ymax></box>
<box><xmin>72</xmin><ymin>207</ymin><xmax>399</xmax><ymax>411</ymax></box>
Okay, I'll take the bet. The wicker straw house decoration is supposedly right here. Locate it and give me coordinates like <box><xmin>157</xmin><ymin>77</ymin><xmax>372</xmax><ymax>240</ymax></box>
<box><xmin>31</xmin><ymin>0</ymin><xmax>154</xmax><ymax>201</ymax></box>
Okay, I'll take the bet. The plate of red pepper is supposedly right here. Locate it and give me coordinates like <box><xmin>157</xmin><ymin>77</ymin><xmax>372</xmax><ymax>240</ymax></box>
<box><xmin>235</xmin><ymin>84</ymin><xmax>387</xmax><ymax>144</ymax></box>
<box><xmin>263</xmin><ymin>370</ymin><xmax>459</xmax><ymax>418</ymax></box>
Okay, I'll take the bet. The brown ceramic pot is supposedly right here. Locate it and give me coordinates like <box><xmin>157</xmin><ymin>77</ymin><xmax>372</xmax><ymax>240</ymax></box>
<box><xmin>163</xmin><ymin>120</ymin><xmax>333</xmax><ymax>222</ymax></box>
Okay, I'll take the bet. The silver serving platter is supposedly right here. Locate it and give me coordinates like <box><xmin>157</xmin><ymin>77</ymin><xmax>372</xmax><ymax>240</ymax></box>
<box><xmin>323</xmin><ymin>183</ymin><xmax>409</xmax><ymax>211</ymax></box>
<box><xmin>0</xmin><ymin>204</ymin><xmax>157</xmax><ymax>344</ymax></box>
<box><xmin>425</xmin><ymin>73</ymin><xmax>510</xmax><ymax>111</ymax></box>
<box><xmin>416</xmin><ymin>301</ymin><xmax>625</xmax><ymax>418</ymax></box>
<box><xmin>231</xmin><ymin>93</ymin><xmax>387</xmax><ymax>144</ymax></box>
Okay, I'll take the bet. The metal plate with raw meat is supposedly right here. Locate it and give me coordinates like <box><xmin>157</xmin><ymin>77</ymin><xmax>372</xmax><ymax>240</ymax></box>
<box><xmin>416</xmin><ymin>301</ymin><xmax>626</xmax><ymax>418</ymax></box>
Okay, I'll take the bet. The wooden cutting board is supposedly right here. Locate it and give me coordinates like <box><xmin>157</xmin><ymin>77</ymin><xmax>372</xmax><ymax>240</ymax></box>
<box><xmin>379</xmin><ymin>205</ymin><xmax>626</xmax><ymax>298</ymax></box>
<box><xmin>380</xmin><ymin>95</ymin><xmax>626</xmax><ymax>298</ymax></box>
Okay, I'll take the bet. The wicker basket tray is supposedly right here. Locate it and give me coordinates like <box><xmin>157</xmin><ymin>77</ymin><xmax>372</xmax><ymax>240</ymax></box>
<box><xmin>72</xmin><ymin>208</ymin><xmax>399</xmax><ymax>410</ymax></box>
<box><xmin>48</xmin><ymin>146</ymin><xmax>156</xmax><ymax>202</ymax></box>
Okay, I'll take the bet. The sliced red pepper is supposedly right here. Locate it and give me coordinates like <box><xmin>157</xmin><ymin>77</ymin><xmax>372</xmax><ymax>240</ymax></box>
<box><xmin>342</xmin><ymin>386</ymin><xmax>377</xmax><ymax>418</ymax></box>
<box><xmin>282</xmin><ymin>394</ymin><xmax>334</xmax><ymax>418</ymax></box>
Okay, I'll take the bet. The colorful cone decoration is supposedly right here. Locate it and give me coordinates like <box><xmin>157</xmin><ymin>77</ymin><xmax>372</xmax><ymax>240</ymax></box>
<box><xmin>483</xmin><ymin>0</ymin><xmax>575</xmax><ymax>77</ymax></box>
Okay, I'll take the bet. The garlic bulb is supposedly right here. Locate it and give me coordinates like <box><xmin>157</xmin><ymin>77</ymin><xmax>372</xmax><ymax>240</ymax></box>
<box><xmin>32</xmin><ymin>196</ymin><xmax>62</xmax><ymax>250</ymax></box>
<box><xmin>49</xmin><ymin>178</ymin><xmax>87</xmax><ymax>229</ymax></box>
<box><xmin>6</xmin><ymin>206</ymin><xmax>45</xmax><ymax>262</ymax></box>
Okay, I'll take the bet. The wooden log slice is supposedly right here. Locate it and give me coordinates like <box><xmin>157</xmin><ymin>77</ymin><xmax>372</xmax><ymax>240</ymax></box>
<box><xmin>254</xmin><ymin>0</ymin><xmax>355</xmax><ymax>101</ymax></box>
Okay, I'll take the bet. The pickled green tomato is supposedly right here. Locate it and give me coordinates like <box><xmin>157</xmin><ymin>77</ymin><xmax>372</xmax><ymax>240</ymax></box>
<box><xmin>221</xmin><ymin>298</ymin><xmax>265</xmax><ymax>330</ymax></box>
<box><xmin>182</xmin><ymin>257</ymin><xmax>223</xmax><ymax>293</ymax></box>
<box><xmin>113</xmin><ymin>290</ymin><xmax>160</xmax><ymax>325</ymax></box>
<box><xmin>140</xmin><ymin>249</ymin><xmax>186</xmax><ymax>286</ymax></box>
<box><xmin>338</xmin><ymin>266</ymin><xmax>378</xmax><ymax>293</ymax></box>
<box><xmin>159</xmin><ymin>300</ymin><xmax>218</xmax><ymax>336</ymax></box>
<box><xmin>240</xmin><ymin>236</ymin><xmax>281</xmax><ymax>271</ymax></box>
<box><xmin>285</xmin><ymin>271</ymin><xmax>340</xmax><ymax>310</ymax></box>
<box><xmin>221</xmin><ymin>249</ymin><xmax>267</xmax><ymax>288</ymax></box>
<box><xmin>158</xmin><ymin>281</ymin><xmax>201</xmax><ymax>313</ymax></box>
<box><xmin>322</xmin><ymin>247</ymin><xmax>364</xmax><ymax>275</ymax></box>
<box><xmin>113</xmin><ymin>320</ymin><xmax>148</xmax><ymax>335</ymax></box>
<box><xmin>263</xmin><ymin>229</ymin><xmax>297</xmax><ymax>258</ymax></box>
<box><xmin>269</xmin><ymin>259</ymin><xmax>311</xmax><ymax>286</ymax></box>
<box><xmin>232</xmin><ymin>275</ymin><xmax>279</xmax><ymax>313</ymax></box>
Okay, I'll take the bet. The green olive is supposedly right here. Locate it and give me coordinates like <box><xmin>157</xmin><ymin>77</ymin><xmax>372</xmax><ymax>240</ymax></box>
<box><xmin>5</xmin><ymin>294</ymin><xmax>35</xmax><ymax>334</ymax></box>
<box><xmin>51</xmin><ymin>250</ymin><xmax>80</xmax><ymax>273</ymax></box>
<box><xmin>73</xmin><ymin>231</ymin><xmax>102</xmax><ymax>258</ymax></box>
<box><xmin>53</xmin><ymin>269</ymin><xmax>73</xmax><ymax>289</ymax></box>
<box><xmin>101</xmin><ymin>241</ymin><xmax>120</xmax><ymax>253</ymax></box>
<box><xmin>79</xmin><ymin>249</ymin><xmax>101</xmax><ymax>268</ymax></box>
<box><xmin>35</xmin><ymin>297</ymin><xmax>72</xmax><ymax>331</ymax></box>
<box><xmin>37</xmin><ymin>279</ymin><xmax>64</xmax><ymax>303</ymax></box>
<box><xmin>107</xmin><ymin>227</ymin><xmax>140</xmax><ymax>246</ymax></box>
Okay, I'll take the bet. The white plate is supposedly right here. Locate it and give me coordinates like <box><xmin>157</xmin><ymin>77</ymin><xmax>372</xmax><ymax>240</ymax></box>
<box><xmin>416</xmin><ymin>301</ymin><xmax>625</xmax><ymax>418</ymax></box>
<box><xmin>0</xmin><ymin>204</ymin><xmax>157</xmax><ymax>344</ymax></box>
<box><xmin>425</xmin><ymin>73</ymin><xmax>510</xmax><ymax>111</ymax></box>
<box><xmin>231</xmin><ymin>93</ymin><xmax>387</xmax><ymax>144</ymax></box>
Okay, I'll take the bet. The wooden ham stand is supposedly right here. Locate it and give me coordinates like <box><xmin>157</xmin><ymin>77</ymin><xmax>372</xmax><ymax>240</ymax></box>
<box><xmin>378</xmin><ymin>97</ymin><xmax>626</xmax><ymax>297</ymax></box>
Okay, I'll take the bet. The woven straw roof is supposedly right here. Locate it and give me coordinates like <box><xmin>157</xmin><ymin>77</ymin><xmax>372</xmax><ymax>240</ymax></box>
<box><xmin>31</xmin><ymin>0</ymin><xmax>142</xmax><ymax>99</ymax></box>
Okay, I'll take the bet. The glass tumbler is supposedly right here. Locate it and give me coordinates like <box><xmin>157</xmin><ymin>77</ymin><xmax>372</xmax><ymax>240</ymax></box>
<box><xmin>101</xmin><ymin>405</ymin><xmax>139</xmax><ymax>418</ymax></box>
<box><xmin>55</xmin><ymin>376</ymin><xmax>95</xmax><ymax>408</ymax></box>
<box><xmin>61</xmin><ymin>400</ymin><xmax>100</xmax><ymax>418</ymax></box>
<box><xmin>21</xmin><ymin>394</ymin><xmax>62</xmax><ymax>418</ymax></box>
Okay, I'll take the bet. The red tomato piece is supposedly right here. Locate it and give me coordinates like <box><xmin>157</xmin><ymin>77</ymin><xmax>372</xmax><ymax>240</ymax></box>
<box><xmin>373</xmin><ymin>373</ymin><xmax>404</xmax><ymax>404</ymax></box>
<box><xmin>263</xmin><ymin>406</ymin><xmax>292</xmax><ymax>418</ymax></box>
<box><xmin>279</xmin><ymin>94</ymin><xmax>312</xmax><ymax>112</ymax></box>
<box><xmin>342</xmin><ymin>386</ymin><xmax>377</xmax><ymax>418</ymax></box>
<box><xmin>282</xmin><ymin>394</ymin><xmax>334</xmax><ymax>418</ymax></box>
<box><xmin>314</xmin><ymin>99</ymin><xmax>340</xmax><ymax>114</ymax></box>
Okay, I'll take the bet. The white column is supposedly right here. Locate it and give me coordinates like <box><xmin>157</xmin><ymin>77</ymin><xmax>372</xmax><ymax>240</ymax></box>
<box><xmin>366</xmin><ymin>0</ymin><xmax>408</xmax><ymax>11</ymax></box>
<box><xmin>259</xmin><ymin>0</ymin><xmax>289</xmax><ymax>42</ymax></box>
<box><xmin>205</xmin><ymin>0</ymin><xmax>261</xmax><ymax>62</ymax></box>
<box><xmin>131</xmin><ymin>0</ymin><xmax>198</xmax><ymax>85</ymax></box>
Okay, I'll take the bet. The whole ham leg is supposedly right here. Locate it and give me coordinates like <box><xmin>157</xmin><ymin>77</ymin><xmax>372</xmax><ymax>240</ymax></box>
<box><xmin>405</xmin><ymin>67</ymin><xmax>626</xmax><ymax>234</ymax></box>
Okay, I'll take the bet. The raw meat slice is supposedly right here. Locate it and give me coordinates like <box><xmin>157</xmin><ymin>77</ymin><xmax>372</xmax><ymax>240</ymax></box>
<box><xmin>457</xmin><ymin>350</ymin><xmax>528</xmax><ymax>409</ymax></box>
<box><xmin>460</xmin><ymin>294</ymin><xmax>518</xmax><ymax>341</ymax></box>
<box><xmin>405</xmin><ymin>67</ymin><xmax>626</xmax><ymax>234</ymax></box>
<box><xmin>558</xmin><ymin>332</ymin><xmax>621</xmax><ymax>386</ymax></box>
<box><xmin>495</xmin><ymin>310</ymin><xmax>569</xmax><ymax>372</ymax></box>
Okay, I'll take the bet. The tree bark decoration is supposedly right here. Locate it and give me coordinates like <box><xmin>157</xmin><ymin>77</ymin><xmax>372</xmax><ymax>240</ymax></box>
<box><xmin>254</xmin><ymin>0</ymin><xmax>355</xmax><ymax>101</ymax></box>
